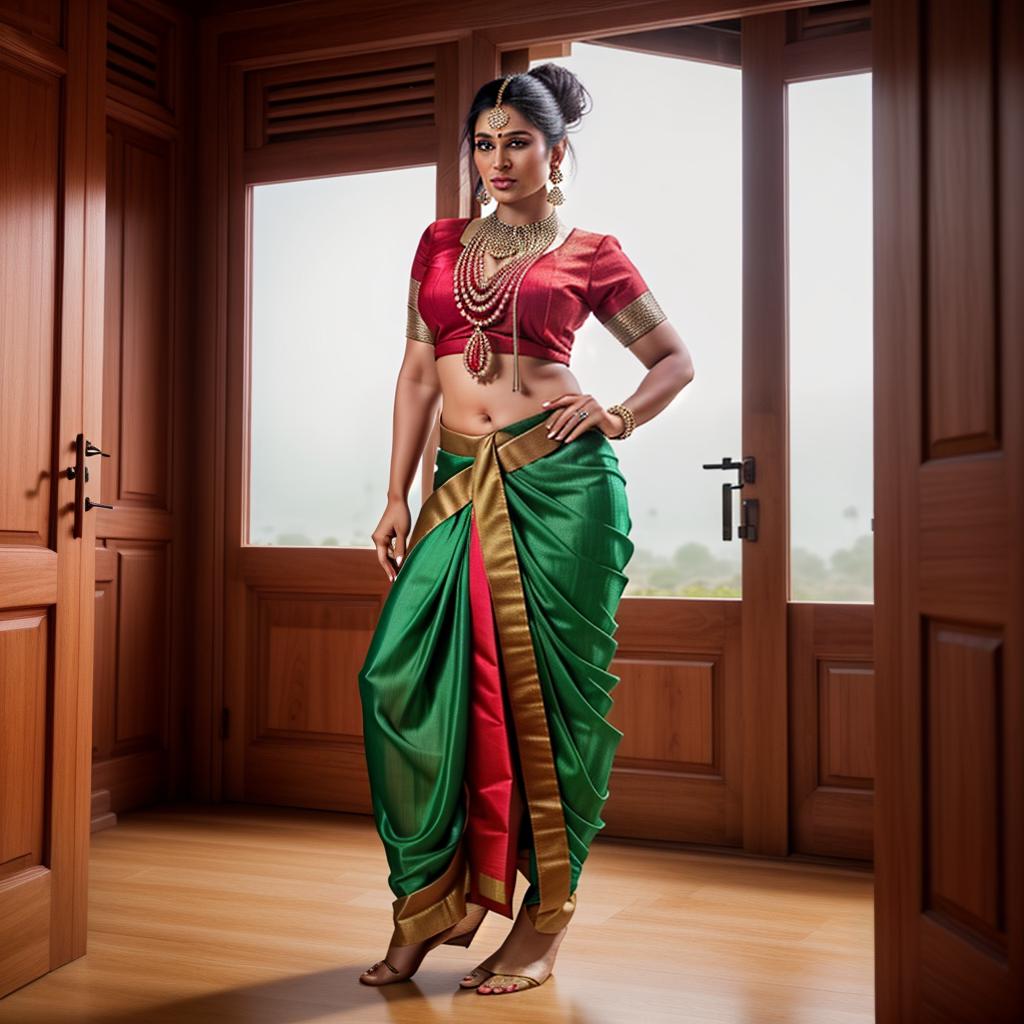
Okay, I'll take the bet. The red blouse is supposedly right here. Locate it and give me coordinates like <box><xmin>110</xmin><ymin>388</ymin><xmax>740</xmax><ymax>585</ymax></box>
<box><xmin>405</xmin><ymin>217</ymin><xmax>666</xmax><ymax>376</ymax></box>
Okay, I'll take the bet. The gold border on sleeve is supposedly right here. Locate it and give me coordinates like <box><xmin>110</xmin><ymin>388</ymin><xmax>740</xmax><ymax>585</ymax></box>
<box><xmin>406</xmin><ymin>277</ymin><xmax>435</xmax><ymax>344</ymax></box>
<box><xmin>403</xmin><ymin>415</ymin><xmax>576</xmax><ymax>935</ymax></box>
<box><xmin>601</xmin><ymin>289</ymin><xmax>667</xmax><ymax>346</ymax></box>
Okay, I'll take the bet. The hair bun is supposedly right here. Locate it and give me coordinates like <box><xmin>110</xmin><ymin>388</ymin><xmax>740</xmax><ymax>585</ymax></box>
<box><xmin>527</xmin><ymin>63</ymin><xmax>592</xmax><ymax>126</ymax></box>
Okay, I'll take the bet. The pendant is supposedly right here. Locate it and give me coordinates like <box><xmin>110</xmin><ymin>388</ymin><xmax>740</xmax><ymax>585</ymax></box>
<box><xmin>464</xmin><ymin>326</ymin><xmax>492</xmax><ymax>380</ymax></box>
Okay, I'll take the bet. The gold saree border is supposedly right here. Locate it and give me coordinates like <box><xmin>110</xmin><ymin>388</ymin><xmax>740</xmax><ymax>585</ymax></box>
<box><xmin>406</xmin><ymin>415</ymin><xmax>561</xmax><ymax>553</ymax></box>
<box><xmin>391</xmin><ymin>831</ymin><xmax>470</xmax><ymax>945</ymax></box>
<box><xmin>400</xmin><ymin>414</ymin><xmax>577</xmax><ymax>935</ymax></box>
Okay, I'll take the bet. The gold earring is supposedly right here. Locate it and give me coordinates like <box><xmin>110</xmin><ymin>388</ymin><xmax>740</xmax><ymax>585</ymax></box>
<box><xmin>547</xmin><ymin>164</ymin><xmax>565</xmax><ymax>206</ymax></box>
<box><xmin>476</xmin><ymin>180</ymin><xmax>492</xmax><ymax>205</ymax></box>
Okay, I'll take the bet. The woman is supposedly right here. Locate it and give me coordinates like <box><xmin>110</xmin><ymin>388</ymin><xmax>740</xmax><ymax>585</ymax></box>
<box><xmin>358</xmin><ymin>65</ymin><xmax>694</xmax><ymax>995</ymax></box>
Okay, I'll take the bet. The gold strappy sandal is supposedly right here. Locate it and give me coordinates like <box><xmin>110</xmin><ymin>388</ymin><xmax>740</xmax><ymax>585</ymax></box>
<box><xmin>477</xmin><ymin>970</ymin><xmax>549</xmax><ymax>994</ymax></box>
<box><xmin>473</xmin><ymin>901</ymin><xmax>567</xmax><ymax>995</ymax></box>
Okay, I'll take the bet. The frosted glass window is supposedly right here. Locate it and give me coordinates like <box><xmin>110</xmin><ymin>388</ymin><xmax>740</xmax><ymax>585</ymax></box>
<box><xmin>249</xmin><ymin>167</ymin><xmax>435</xmax><ymax>547</ymax></box>
<box><xmin>531</xmin><ymin>43</ymin><xmax>742</xmax><ymax>598</ymax></box>
<box><xmin>787</xmin><ymin>74</ymin><xmax>874</xmax><ymax>601</ymax></box>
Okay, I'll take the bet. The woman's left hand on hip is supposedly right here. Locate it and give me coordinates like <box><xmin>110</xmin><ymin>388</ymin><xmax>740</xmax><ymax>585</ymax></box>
<box><xmin>541</xmin><ymin>394</ymin><xmax>623</xmax><ymax>443</ymax></box>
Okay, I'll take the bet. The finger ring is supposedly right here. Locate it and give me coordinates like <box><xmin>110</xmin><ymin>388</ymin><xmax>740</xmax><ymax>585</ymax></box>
<box><xmin>577</xmin><ymin>409</ymin><xmax>588</xmax><ymax>419</ymax></box>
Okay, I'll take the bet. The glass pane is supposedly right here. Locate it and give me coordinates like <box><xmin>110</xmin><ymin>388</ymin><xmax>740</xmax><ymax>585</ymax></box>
<box><xmin>787</xmin><ymin>74</ymin><xmax>874</xmax><ymax>602</ymax></box>
<box><xmin>530</xmin><ymin>42</ymin><xmax>742</xmax><ymax>597</ymax></box>
<box><xmin>249</xmin><ymin>167</ymin><xmax>435</xmax><ymax>547</ymax></box>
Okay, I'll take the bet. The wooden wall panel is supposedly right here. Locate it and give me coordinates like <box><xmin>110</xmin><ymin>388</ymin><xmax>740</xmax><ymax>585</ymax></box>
<box><xmin>92</xmin><ymin>0</ymin><xmax>196</xmax><ymax>821</ymax></box>
<box><xmin>107</xmin><ymin>124</ymin><xmax>173</xmax><ymax>508</ymax></box>
<box><xmin>0</xmin><ymin>0</ymin><xmax>61</xmax><ymax>45</ymax></box>
<box><xmin>113</xmin><ymin>543</ymin><xmax>170</xmax><ymax>748</ymax></box>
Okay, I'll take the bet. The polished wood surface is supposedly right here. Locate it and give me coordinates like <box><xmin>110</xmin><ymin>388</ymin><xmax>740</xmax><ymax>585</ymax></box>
<box><xmin>0</xmin><ymin>804</ymin><xmax>874</xmax><ymax>1023</ymax></box>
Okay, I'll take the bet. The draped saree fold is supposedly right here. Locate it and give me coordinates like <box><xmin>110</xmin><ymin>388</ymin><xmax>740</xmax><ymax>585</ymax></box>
<box><xmin>357</xmin><ymin>407</ymin><xmax>634</xmax><ymax>945</ymax></box>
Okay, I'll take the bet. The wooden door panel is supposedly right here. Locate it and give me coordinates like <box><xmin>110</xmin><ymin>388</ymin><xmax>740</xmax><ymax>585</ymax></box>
<box><xmin>0</xmin><ymin>46</ymin><xmax>65</xmax><ymax>1000</ymax></box>
<box><xmin>0</xmin><ymin>0</ymin><xmax>105</xmax><ymax>998</ymax></box>
<box><xmin>0</xmin><ymin>612</ymin><xmax>48</xmax><ymax>881</ymax></box>
<box><xmin>0</xmin><ymin>61</ymin><xmax>58</xmax><ymax>546</ymax></box>
<box><xmin>874</xmin><ymin>0</ymin><xmax>1022</xmax><ymax>1017</ymax></box>
<box><xmin>924</xmin><ymin>621</ymin><xmax>1005</xmax><ymax>952</ymax></box>
<box><xmin>604</xmin><ymin>598</ymin><xmax>743</xmax><ymax>847</ymax></box>
<box><xmin>789</xmin><ymin>603</ymin><xmax>874</xmax><ymax>861</ymax></box>
<box><xmin>242</xmin><ymin>590</ymin><xmax>376</xmax><ymax>810</ymax></box>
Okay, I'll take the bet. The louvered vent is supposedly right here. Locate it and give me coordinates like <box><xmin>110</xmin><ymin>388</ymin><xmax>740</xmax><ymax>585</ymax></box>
<box><xmin>246</xmin><ymin>52</ymin><xmax>436</xmax><ymax>149</ymax></box>
<box><xmin>107</xmin><ymin>1</ymin><xmax>171</xmax><ymax>109</ymax></box>
<box><xmin>789</xmin><ymin>1</ymin><xmax>872</xmax><ymax>41</ymax></box>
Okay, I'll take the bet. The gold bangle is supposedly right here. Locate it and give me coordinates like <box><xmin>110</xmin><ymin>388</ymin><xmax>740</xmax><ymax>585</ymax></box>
<box><xmin>606</xmin><ymin>403</ymin><xmax>636</xmax><ymax>439</ymax></box>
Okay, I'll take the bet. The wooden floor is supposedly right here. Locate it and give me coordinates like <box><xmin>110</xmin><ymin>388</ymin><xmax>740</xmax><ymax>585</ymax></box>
<box><xmin>0</xmin><ymin>803</ymin><xmax>875</xmax><ymax>1023</ymax></box>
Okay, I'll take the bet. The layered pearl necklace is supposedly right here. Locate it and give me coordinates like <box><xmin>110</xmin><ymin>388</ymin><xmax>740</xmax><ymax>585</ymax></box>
<box><xmin>453</xmin><ymin>208</ymin><xmax>561</xmax><ymax>392</ymax></box>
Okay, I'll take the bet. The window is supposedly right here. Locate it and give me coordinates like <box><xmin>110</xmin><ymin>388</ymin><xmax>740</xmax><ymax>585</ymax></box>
<box><xmin>248</xmin><ymin>166</ymin><xmax>435</xmax><ymax>547</ymax></box>
<box><xmin>787</xmin><ymin>73</ymin><xmax>874</xmax><ymax>602</ymax></box>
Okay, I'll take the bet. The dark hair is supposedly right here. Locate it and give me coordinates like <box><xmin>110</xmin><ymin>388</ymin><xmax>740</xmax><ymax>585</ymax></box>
<box><xmin>460</xmin><ymin>64</ymin><xmax>593</xmax><ymax>198</ymax></box>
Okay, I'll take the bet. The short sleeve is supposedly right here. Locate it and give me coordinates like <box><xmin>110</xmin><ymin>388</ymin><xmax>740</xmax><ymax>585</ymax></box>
<box><xmin>586</xmin><ymin>234</ymin><xmax>667</xmax><ymax>346</ymax></box>
<box><xmin>406</xmin><ymin>222</ymin><xmax>436</xmax><ymax>345</ymax></box>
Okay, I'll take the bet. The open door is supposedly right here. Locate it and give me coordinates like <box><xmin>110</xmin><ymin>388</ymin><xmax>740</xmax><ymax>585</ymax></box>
<box><xmin>0</xmin><ymin>2</ymin><xmax>106</xmax><ymax>998</ymax></box>
<box><xmin>874</xmin><ymin>0</ymin><xmax>1023</xmax><ymax>1019</ymax></box>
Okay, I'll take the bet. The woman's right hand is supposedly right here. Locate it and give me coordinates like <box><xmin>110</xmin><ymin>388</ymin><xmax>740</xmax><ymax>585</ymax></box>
<box><xmin>371</xmin><ymin>498</ymin><xmax>411</xmax><ymax>583</ymax></box>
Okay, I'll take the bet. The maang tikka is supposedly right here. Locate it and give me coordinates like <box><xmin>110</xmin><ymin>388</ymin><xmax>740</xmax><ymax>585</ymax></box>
<box><xmin>487</xmin><ymin>73</ymin><xmax>516</xmax><ymax>129</ymax></box>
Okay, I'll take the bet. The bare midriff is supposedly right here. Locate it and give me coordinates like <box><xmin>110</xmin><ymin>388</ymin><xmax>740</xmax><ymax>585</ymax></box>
<box><xmin>435</xmin><ymin>351</ymin><xmax>582</xmax><ymax>435</ymax></box>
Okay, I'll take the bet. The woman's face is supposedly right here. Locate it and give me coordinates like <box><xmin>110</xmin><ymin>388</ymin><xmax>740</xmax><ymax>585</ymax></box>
<box><xmin>473</xmin><ymin>105</ymin><xmax>565</xmax><ymax>207</ymax></box>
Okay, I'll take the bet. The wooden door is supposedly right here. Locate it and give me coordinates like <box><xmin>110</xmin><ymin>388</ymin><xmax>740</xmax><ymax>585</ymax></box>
<box><xmin>874</xmin><ymin>0</ymin><xmax>1023</xmax><ymax>1019</ymax></box>
<box><xmin>0</xmin><ymin>0</ymin><xmax>106</xmax><ymax>999</ymax></box>
<box><xmin>742</xmin><ymin>8</ymin><xmax>876</xmax><ymax>862</ymax></box>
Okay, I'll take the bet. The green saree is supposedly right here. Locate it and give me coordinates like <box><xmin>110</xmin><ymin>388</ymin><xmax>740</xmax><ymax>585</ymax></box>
<box><xmin>358</xmin><ymin>407</ymin><xmax>633</xmax><ymax>944</ymax></box>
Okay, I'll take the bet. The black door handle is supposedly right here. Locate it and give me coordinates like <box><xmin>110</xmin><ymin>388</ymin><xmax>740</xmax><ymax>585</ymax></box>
<box><xmin>702</xmin><ymin>456</ymin><xmax>756</xmax><ymax>541</ymax></box>
<box><xmin>68</xmin><ymin>433</ymin><xmax>114</xmax><ymax>538</ymax></box>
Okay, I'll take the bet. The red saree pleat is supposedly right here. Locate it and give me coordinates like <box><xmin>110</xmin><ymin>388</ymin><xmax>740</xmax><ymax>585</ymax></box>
<box><xmin>465</xmin><ymin>508</ymin><xmax>521</xmax><ymax>917</ymax></box>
